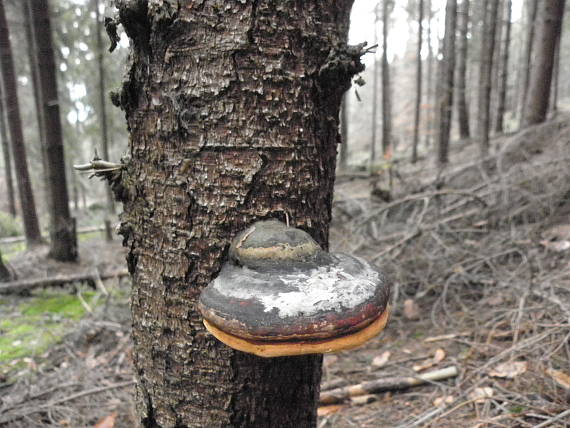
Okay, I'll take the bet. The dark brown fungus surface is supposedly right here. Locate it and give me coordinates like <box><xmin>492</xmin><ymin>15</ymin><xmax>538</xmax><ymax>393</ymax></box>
<box><xmin>198</xmin><ymin>220</ymin><xmax>391</xmax><ymax>357</ymax></box>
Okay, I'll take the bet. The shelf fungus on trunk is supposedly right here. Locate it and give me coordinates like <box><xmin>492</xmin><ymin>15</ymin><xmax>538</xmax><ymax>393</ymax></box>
<box><xmin>198</xmin><ymin>220</ymin><xmax>391</xmax><ymax>358</ymax></box>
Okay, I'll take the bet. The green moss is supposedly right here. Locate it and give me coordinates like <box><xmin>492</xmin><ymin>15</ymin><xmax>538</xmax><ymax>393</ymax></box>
<box><xmin>0</xmin><ymin>291</ymin><xmax>98</xmax><ymax>372</ymax></box>
<box><xmin>21</xmin><ymin>292</ymin><xmax>95</xmax><ymax>319</ymax></box>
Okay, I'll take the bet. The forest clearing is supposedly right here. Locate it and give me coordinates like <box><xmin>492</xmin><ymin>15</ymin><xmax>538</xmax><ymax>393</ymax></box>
<box><xmin>1</xmin><ymin>0</ymin><xmax>569</xmax><ymax>427</ymax></box>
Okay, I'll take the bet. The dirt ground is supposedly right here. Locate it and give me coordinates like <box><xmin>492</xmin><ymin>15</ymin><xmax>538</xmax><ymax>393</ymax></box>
<box><xmin>1</xmin><ymin>117</ymin><xmax>569</xmax><ymax>427</ymax></box>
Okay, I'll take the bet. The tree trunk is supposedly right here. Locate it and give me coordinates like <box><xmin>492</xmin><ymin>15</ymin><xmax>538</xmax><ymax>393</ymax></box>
<box><xmin>412</xmin><ymin>0</ymin><xmax>424</xmax><ymax>164</ymax></box>
<box><xmin>456</xmin><ymin>0</ymin><xmax>470</xmax><ymax>139</ymax></box>
<box><xmin>22</xmin><ymin>1</ymin><xmax>47</xmax><ymax>167</ymax></box>
<box><xmin>0</xmin><ymin>83</ymin><xmax>16</xmax><ymax>217</ymax></box>
<box><xmin>0</xmin><ymin>0</ymin><xmax>42</xmax><ymax>246</ymax></box>
<box><xmin>523</xmin><ymin>0</ymin><xmax>566</xmax><ymax>126</ymax></box>
<box><xmin>491</xmin><ymin>0</ymin><xmax>504</xmax><ymax>127</ymax></box>
<box><xmin>425</xmin><ymin>0</ymin><xmax>434</xmax><ymax>147</ymax></box>
<box><xmin>550</xmin><ymin>34</ymin><xmax>561</xmax><ymax>114</ymax></box>
<box><xmin>94</xmin><ymin>0</ymin><xmax>115</xmax><ymax>241</ymax></box>
<box><xmin>381</xmin><ymin>0</ymin><xmax>393</xmax><ymax>157</ymax></box>
<box><xmin>436</xmin><ymin>0</ymin><xmax>457</xmax><ymax>165</ymax></box>
<box><xmin>371</xmin><ymin>5</ymin><xmax>380</xmax><ymax>167</ymax></box>
<box><xmin>339</xmin><ymin>93</ymin><xmax>349</xmax><ymax>170</ymax></box>
<box><xmin>113</xmin><ymin>1</ymin><xmax>361</xmax><ymax>426</ymax></box>
<box><xmin>477</xmin><ymin>0</ymin><xmax>499</xmax><ymax>156</ymax></box>
<box><xmin>495</xmin><ymin>0</ymin><xmax>512</xmax><ymax>133</ymax></box>
<box><xmin>0</xmin><ymin>249</ymin><xmax>11</xmax><ymax>282</ymax></box>
<box><xmin>518</xmin><ymin>0</ymin><xmax>538</xmax><ymax>124</ymax></box>
<box><xmin>28</xmin><ymin>0</ymin><xmax>77</xmax><ymax>262</ymax></box>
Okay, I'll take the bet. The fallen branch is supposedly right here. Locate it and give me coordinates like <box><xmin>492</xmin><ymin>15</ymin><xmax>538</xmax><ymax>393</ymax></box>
<box><xmin>319</xmin><ymin>366</ymin><xmax>459</xmax><ymax>405</ymax></box>
<box><xmin>0</xmin><ymin>269</ymin><xmax>129</xmax><ymax>294</ymax></box>
<box><xmin>0</xmin><ymin>224</ymin><xmax>118</xmax><ymax>245</ymax></box>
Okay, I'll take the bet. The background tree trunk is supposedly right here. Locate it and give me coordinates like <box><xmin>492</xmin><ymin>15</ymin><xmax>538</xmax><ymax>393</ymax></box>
<box><xmin>23</xmin><ymin>0</ymin><xmax>51</xmax><ymax>232</ymax></box>
<box><xmin>436</xmin><ymin>0</ymin><xmax>457</xmax><ymax>165</ymax></box>
<box><xmin>412</xmin><ymin>0</ymin><xmax>424</xmax><ymax>164</ymax></box>
<box><xmin>0</xmin><ymin>82</ymin><xmax>16</xmax><ymax>217</ymax></box>
<box><xmin>0</xmin><ymin>249</ymin><xmax>11</xmax><ymax>282</ymax></box>
<box><xmin>425</xmin><ymin>0</ymin><xmax>434</xmax><ymax>147</ymax></box>
<box><xmin>495</xmin><ymin>0</ymin><xmax>512</xmax><ymax>133</ymax></box>
<box><xmin>523</xmin><ymin>0</ymin><xmax>566</xmax><ymax>126</ymax></box>
<box><xmin>339</xmin><ymin>93</ymin><xmax>349</xmax><ymax>170</ymax></box>
<box><xmin>28</xmin><ymin>0</ymin><xmax>77</xmax><ymax>262</ymax></box>
<box><xmin>477</xmin><ymin>0</ymin><xmax>499</xmax><ymax>156</ymax></box>
<box><xmin>0</xmin><ymin>0</ymin><xmax>42</xmax><ymax>246</ymax></box>
<box><xmin>371</xmin><ymin>5</ymin><xmax>380</xmax><ymax>167</ymax></box>
<box><xmin>114</xmin><ymin>1</ymin><xmax>361</xmax><ymax>426</ymax></box>
<box><xmin>550</xmin><ymin>35</ymin><xmax>561</xmax><ymax>114</ymax></box>
<box><xmin>518</xmin><ymin>0</ymin><xmax>538</xmax><ymax>124</ymax></box>
<box><xmin>381</xmin><ymin>0</ymin><xmax>393</xmax><ymax>156</ymax></box>
<box><xmin>456</xmin><ymin>0</ymin><xmax>470</xmax><ymax>139</ymax></box>
<box><xmin>94</xmin><ymin>0</ymin><xmax>115</xmax><ymax>241</ymax></box>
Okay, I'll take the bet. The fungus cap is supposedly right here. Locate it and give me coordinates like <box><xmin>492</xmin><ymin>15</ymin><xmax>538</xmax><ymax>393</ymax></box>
<box><xmin>198</xmin><ymin>220</ymin><xmax>390</xmax><ymax>357</ymax></box>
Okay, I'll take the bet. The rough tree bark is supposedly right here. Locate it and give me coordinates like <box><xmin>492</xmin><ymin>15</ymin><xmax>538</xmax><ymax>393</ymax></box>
<box><xmin>518</xmin><ymin>0</ymin><xmax>538</xmax><ymax>124</ymax></box>
<box><xmin>111</xmin><ymin>1</ymin><xmax>363</xmax><ymax>426</ymax></box>
<box><xmin>411</xmin><ymin>0</ymin><xmax>424</xmax><ymax>164</ymax></box>
<box><xmin>94</xmin><ymin>0</ymin><xmax>115</xmax><ymax>241</ymax></box>
<box><xmin>381</xmin><ymin>0</ymin><xmax>393</xmax><ymax>156</ymax></box>
<box><xmin>0</xmin><ymin>0</ymin><xmax>42</xmax><ymax>246</ymax></box>
<box><xmin>523</xmin><ymin>0</ymin><xmax>566</xmax><ymax>126</ymax></box>
<box><xmin>456</xmin><ymin>0</ymin><xmax>470</xmax><ymax>139</ymax></box>
<box><xmin>495</xmin><ymin>0</ymin><xmax>512</xmax><ymax>133</ymax></box>
<box><xmin>436</xmin><ymin>0</ymin><xmax>457</xmax><ymax>165</ymax></box>
<box><xmin>476</xmin><ymin>0</ymin><xmax>499</xmax><ymax>156</ymax></box>
<box><xmin>0</xmin><ymin>82</ymin><xmax>16</xmax><ymax>217</ymax></box>
<box><xmin>28</xmin><ymin>0</ymin><xmax>77</xmax><ymax>262</ymax></box>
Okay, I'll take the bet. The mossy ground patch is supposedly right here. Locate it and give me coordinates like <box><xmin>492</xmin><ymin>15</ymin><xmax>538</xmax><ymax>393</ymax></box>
<box><xmin>0</xmin><ymin>289</ymin><xmax>96</xmax><ymax>374</ymax></box>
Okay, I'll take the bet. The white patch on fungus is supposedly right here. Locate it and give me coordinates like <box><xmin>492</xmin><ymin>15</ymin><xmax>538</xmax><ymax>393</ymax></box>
<box><xmin>213</xmin><ymin>256</ymin><xmax>380</xmax><ymax>318</ymax></box>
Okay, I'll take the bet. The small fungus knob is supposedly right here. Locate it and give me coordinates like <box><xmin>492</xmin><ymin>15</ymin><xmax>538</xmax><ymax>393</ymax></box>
<box><xmin>198</xmin><ymin>220</ymin><xmax>391</xmax><ymax>358</ymax></box>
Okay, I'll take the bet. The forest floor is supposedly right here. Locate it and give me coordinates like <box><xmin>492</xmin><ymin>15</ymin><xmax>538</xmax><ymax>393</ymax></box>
<box><xmin>0</xmin><ymin>116</ymin><xmax>569</xmax><ymax>427</ymax></box>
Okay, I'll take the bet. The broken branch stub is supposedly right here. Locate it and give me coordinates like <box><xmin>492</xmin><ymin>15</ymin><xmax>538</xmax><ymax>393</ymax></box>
<box><xmin>198</xmin><ymin>220</ymin><xmax>391</xmax><ymax>357</ymax></box>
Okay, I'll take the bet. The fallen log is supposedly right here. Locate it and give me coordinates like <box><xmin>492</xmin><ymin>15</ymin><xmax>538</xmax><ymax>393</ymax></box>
<box><xmin>0</xmin><ymin>269</ymin><xmax>129</xmax><ymax>294</ymax></box>
<box><xmin>319</xmin><ymin>366</ymin><xmax>459</xmax><ymax>405</ymax></box>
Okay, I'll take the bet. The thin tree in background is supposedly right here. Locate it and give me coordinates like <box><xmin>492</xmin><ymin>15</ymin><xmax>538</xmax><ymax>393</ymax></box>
<box><xmin>0</xmin><ymin>82</ymin><xmax>16</xmax><ymax>217</ymax></box>
<box><xmin>495</xmin><ymin>0</ymin><xmax>512</xmax><ymax>133</ymax></box>
<box><xmin>425</xmin><ymin>0</ymin><xmax>434</xmax><ymax>147</ymax></box>
<box><xmin>339</xmin><ymin>93</ymin><xmax>349</xmax><ymax>170</ymax></box>
<box><xmin>456</xmin><ymin>0</ymin><xmax>470</xmax><ymax>139</ymax></box>
<box><xmin>549</xmin><ymin>32</ymin><xmax>561</xmax><ymax>114</ymax></box>
<box><xmin>28</xmin><ymin>0</ymin><xmax>77</xmax><ymax>261</ymax></box>
<box><xmin>436</xmin><ymin>0</ymin><xmax>457</xmax><ymax>165</ymax></box>
<box><xmin>0</xmin><ymin>0</ymin><xmax>42</xmax><ymax>246</ymax></box>
<box><xmin>371</xmin><ymin>4</ymin><xmax>380</xmax><ymax>166</ymax></box>
<box><xmin>23</xmin><ymin>0</ymin><xmax>51</xmax><ymax>218</ymax></box>
<box><xmin>523</xmin><ymin>0</ymin><xmax>566</xmax><ymax>126</ymax></box>
<box><xmin>381</xmin><ymin>0</ymin><xmax>393</xmax><ymax>157</ymax></box>
<box><xmin>518</xmin><ymin>0</ymin><xmax>538</xmax><ymax>123</ymax></box>
<box><xmin>477</xmin><ymin>0</ymin><xmax>499</xmax><ymax>156</ymax></box>
<box><xmin>94</xmin><ymin>0</ymin><xmax>115</xmax><ymax>241</ymax></box>
<box><xmin>412</xmin><ymin>0</ymin><xmax>424</xmax><ymax>164</ymax></box>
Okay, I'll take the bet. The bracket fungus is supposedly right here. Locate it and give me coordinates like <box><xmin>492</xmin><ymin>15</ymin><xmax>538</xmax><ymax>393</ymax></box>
<box><xmin>198</xmin><ymin>220</ymin><xmax>391</xmax><ymax>358</ymax></box>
